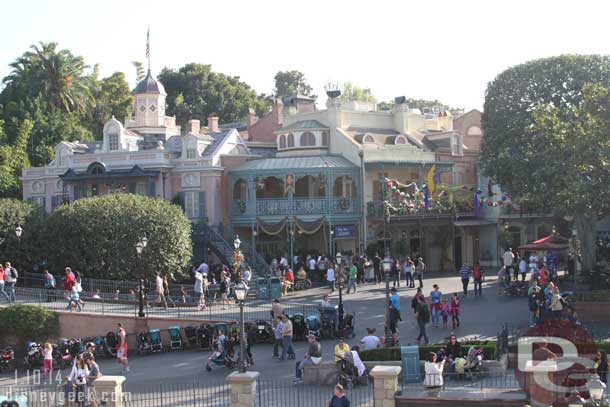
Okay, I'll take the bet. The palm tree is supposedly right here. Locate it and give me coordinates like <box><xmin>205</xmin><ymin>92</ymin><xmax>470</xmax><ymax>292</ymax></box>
<box><xmin>4</xmin><ymin>42</ymin><xmax>93</xmax><ymax>113</ymax></box>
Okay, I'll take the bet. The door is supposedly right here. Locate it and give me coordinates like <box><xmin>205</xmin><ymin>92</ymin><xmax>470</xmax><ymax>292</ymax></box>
<box><xmin>454</xmin><ymin>236</ymin><xmax>462</xmax><ymax>269</ymax></box>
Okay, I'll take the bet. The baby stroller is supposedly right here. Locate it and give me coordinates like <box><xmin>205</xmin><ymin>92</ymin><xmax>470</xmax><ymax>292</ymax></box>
<box><xmin>205</xmin><ymin>335</ymin><xmax>238</xmax><ymax>372</ymax></box>
<box><xmin>184</xmin><ymin>326</ymin><xmax>198</xmax><ymax>347</ymax></box>
<box><xmin>137</xmin><ymin>331</ymin><xmax>153</xmax><ymax>355</ymax></box>
<box><xmin>104</xmin><ymin>331</ymin><xmax>118</xmax><ymax>357</ymax></box>
<box><xmin>464</xmin><ymin>347</ymin><xmax>484</xmax><ymax>380</ymax></box>
<box><xmin>23</xmin><ymin>342</ymin><xmax>43</xmax><ymax>369</ymax></box>
<box><xmin>290</xmin><ymin>313</ymin><xmax>308</xmax><ymax>341</ymax></box>
<box><xmin>306</xmin><ymin>315</ymin><xmax>321</xmax><ymax>340</ymax></box>
<box><xmin>320</xmin><ymin>305</ymin><xmax>339</xmax><ymax>339</ymax></box>
<box><xmin>148</xmin><ymin>328</ymin><xmax>163</xmax><ymax>353</ymax></box>
<box><xmin>168</xmin><ymin>326</ymin><xmax>183</xmax><ymax>351</ymax></box>
<box><xmin>197</xmin><ymin>324</ymin><xmax>215</xmax><ymax>349</ymax></box>
<box><xmin>215</xmin><ymin>323</ymin><xmax>229</xmax><ymax>337</ymax></box>
<box><xmin>341</xmin><ymin>313</ymin><xmax>356</xmax><ymax>339</ymax></box>
<box><xmin>93</xmin><ymin>336</ymin><xmax>108</xmax><ymax>359</ymax></box>
<box><xmin>252</xmin><ymin>319</ymin><xmax>274</xmax><ymax>344</ymax></box>
<box><xmin>337</xmin><ymin>351</ymin><xmax>368</xmax><ymax>389</ymax></box>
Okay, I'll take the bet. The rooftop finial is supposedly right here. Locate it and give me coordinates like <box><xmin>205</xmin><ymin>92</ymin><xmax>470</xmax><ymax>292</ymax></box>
<box><xmin>146</xmin><ymin>26</ymin><xmax>151</xmax><ymax>72</ymax></box>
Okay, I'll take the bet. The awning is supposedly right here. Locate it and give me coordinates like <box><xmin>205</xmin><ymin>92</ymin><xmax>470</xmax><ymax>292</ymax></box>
<box><xmin>518</xmin><ymin>235</ymin><xmax>569</xmax><ymax>251</ymax></box>
<box><xmin>454</xmin><ymin>219</ymin><xmax>497</xmax><ymax>227</ymax></box>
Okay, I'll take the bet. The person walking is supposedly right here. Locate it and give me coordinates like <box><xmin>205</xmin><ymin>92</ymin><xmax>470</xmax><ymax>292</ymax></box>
<box><xmin>415</xmin><ymin>297</ymin><xmax>430</xmax><ymax>344</ymax></box>
<box><xmin>271</xmin><ymin>298</ymin><xmax>284</xmax><ymax>319</ymax></box>
<box><xmin>503</xmin><ymin>248</ymin><xmax>514</xmax><ymax>282</ymax></box>
<box><xmin>295</xmin><ymin>335</ymin><xmax>322</xmax><ymax>383</ymax></box>
<box><xmin>373</xmin><ymin>253</ymin><xmax>382</xmax><ymax>284</ymax></box>
<box><xmin>388</xmin><ymin>288</ymin><xmax>402</xmax><ymax>343</ymax></box>
<box><xmin>86</xmin><ymin>354</ymin><xmax>102</xmax><ymax>407</ymax></box>
<box><xmin>116</xmin><ymin>323</ymin><xmax>129</xmax><ymax>374</ymax></box>
<box><xmin>416</xmin><ymin>257</ymin><xmax>425</xmax><ymax>288</ymax></box>
<box><xmin>404</xmin><ymin>258</ymin><xmax>414</xmax><ymax>288</ymax></box>
<box><xmin>392</xmin><ymin>259</ymin><xmax>400</xmax><ymax>288</ymax></box>
<box><xmin>0</xmin><ymin>266</ymin><xmax>10</xmax><ymax>302</ymax></box>
<box><xmin>43</xmin><ymin>270</ymin><xmax>56</xmax><ymax>302</ymax></box>
<box><xmin>346</xmin><ymin>262</ymin><xmax>358</xmax><ymax>294</ymax></box>
<box><xmin>163</xmin><ymin>275</ymin><xmax>175</xmax><ymax>308</ymax></box>
<box><xmin>459</xmin><ymin>264</ymin><xmax>471</xmax><ymax>296</ymax></box>
<box><xmin>450</xmin><ymin>293</ymin><xmax>461</xmax><ymax>329</ymax></box>
<box><xmin>63</xmin><ymin>267</ymin><xmax>75</xmax><ymax>299</ymax></box>
<box><xmin>329</xmin><ymin>384</ymin><xmax>351</xmax><ymax>407</ymax></box>
<box><xmin>327</xmin><ymin>263</ymin><xmax>336</xmax><ymax>293</ymax></box>
<box><xmin>550</xmin><ymin>286</ymin><xmax>563</xmax><ymax>319</ymax></box>
<box><xmin>280</xmin><ymin>315</ymin><xmax>296</xmax><ymax>360</ymax></box>
<box><xmin>194</xmin><ymin>269</ymin><xmax>206</xmax><ymax>310</ymax></box>
<box><xmin>43</xmin><ymin>342</ymin><xmax>54</xmax><ymax>380</ymax></box>
<box><xmin>472</xmin><ymin>262</ymin><xmax>483</xmax><ymax>297</ymax></box>
<box><xmin>412</xmin><ymin>287</ymin><xmax>424</xmax><ymax>314</ymax></box>
<box><xmin>74</xmin><ymin>271</ymin><xmax>85</xmax><ymax>308</ymax></box>
<box><xmin>155</xmin><ymin>272</ymin><xmax>168</xmax><ymax>309</ymax></box>
<box><xmin>272</xmin><ymin>317</ymin><xmax>283</xmax><ymax>359</ymax></box>
<box><xmin>429</xmin><ymin>284</ymin><xmax>442</xmax><ymax>327</ymax></box>
<box><xmin>513</xmin><ymin>251</ymin><xmax>521</xmax><ymax>281</ymax></box>
<box><xmin>519</xmin><ymin>256</ymin><xmax>528</xmax><ymax>282</ymax></box>
<box><xmin>69</xmin><ymin>355</ymin><xmax>89</xmax><ymax>407</ymax></box>
<box><xmin>4</xmin><ymin>262</ymin><xmax>18</xmax><ymax>303</ymax></box>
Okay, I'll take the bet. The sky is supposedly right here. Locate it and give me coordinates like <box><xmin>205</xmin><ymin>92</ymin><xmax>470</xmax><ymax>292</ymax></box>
<box><xmin>1</xmin><ymin>0</ymin><xmax>609</xmax><ymax>111</ymax></box>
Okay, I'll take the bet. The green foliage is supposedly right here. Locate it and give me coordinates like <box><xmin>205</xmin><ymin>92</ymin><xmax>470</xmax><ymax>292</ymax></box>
<box><xmin>378</xmin><ymin>98</ymin><xmax>462</xmax><ymax>113</ymax></box>
<box><xmin>359</xmin><ymin>342</ymin><xmax>497</xmax><ymax>361</ymax></box>
<box><xmin>0</xmin><ymin>304</ymin><xmax>59</xmax><ymax>343</ymax></box>
<box><xmin>0</xmin><ymin>198</ymin><xmax>45</xmax><ymax>272</ymax></box>
<box><xmin>339</xmin><ymin>83</ymin><xmax>376</xmax><ymax>103</ymax></box>
<box><xmin>88</xmin><ymin>71</ymin><xmax>134</xmax><ymax>135</ymax></box>
<box><xmin>41</xmin><ymin>194</ymin><xmax>192</xmax><ymax>280</ymax></box>
<box><xmin>159</xmin><ymin>63</ymin><xmax>270</xmax><ymax>128</ymax></box>
<box><xmin>274</xmin><ymin>70</ymin><xmax>314</xmax><ymax>98</ymax></box>
<box><xmin>0</xmin><ymin>118</ymin><xmax>32</xmax><ymax>197</ymax></box>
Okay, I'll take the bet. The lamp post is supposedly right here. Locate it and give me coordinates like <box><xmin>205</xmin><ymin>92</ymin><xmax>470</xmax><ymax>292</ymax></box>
<box><xmin>136</xmin><ymin>235</ymin><xmax>148</xmax><ymax>318</ymax></box>
<box><xmin>382</xmin><ymin>255</ymin><xmax>393</xmax><ymax>343</ymax></box>
<box><xmin>289</xmin><ymin>223</ymin><xmax>295</xmax><ymax>270</ymax></box>
<box><xmin>330</xmin><ymin>229</ymin><xmax>335</xmax><ymax>259</ymax></box>
<box><xmin>587</xmin><ymin>373</ymin><xmax>606</xmax><ymax>406</ymax></box>
<box><xmin>234</xmin><ymin>281</ymin><xmax>248</xmax><ymax>373</ymax></box>
<box><xmin>15</xmin><ymin>224</ymin><xmax>23</xmax><ymax>241</ymax></box>
<box><xmin>335</xmin><ymin>252</ymin><xmax>345</xmax><ymax>332</ymax></box>
<box><xmin>251</xmin><ymin>229</ymin><xmax>257</xmax><ymax>260</ymax></box>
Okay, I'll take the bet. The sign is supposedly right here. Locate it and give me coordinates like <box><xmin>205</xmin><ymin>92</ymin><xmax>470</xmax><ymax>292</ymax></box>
<box><xmin>335</xmin><ymin>225</ymin><xmax>356</xmax><ymax>239</ymax></box>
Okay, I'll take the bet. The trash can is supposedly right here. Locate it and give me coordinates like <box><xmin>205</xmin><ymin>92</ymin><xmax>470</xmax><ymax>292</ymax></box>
<box><xmin>401</xmin><ymin>345</ymin><xmax>420</xmax><ymax>384</ymax></box>
<box><xmin>269</xmin><ymin>277</ymin><xmax>282</xmax><ymax>299</ymax></box>
<box><xmin>256</xmin><ymin>277</ymin><xmax>270</xmax><ymax>300</ymax></box>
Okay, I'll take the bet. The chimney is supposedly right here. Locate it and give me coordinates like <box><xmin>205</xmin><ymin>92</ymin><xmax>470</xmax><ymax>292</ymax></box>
<box><xmin>187</xmin><ymin>119</ymin><xmax>200</xmax><ymax>134</ymax></box>
<box><xmin>207</xmin><ymin>114</ymin><xmax>219</xmax><ymax>132</ymax></box>
<box><xmin>247</xmin><ymin>108</ymin><xmax>257</xmax><ymax>127</ymax></box>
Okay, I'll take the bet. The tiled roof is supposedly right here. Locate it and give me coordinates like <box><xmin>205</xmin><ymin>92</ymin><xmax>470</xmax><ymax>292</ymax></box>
<box><xmin>280</xmin><ymin>120</ymin><xmax>328</xmax><ymax>131</ymax></box>
<box><xmin>232</xmin><ymin>155</ymin><xmax>356</xmax><ymax>172</ymax></box>
<box><xmin>202</xmin><ymin>130</ymin><xmax>232</xmax><ymax>157</ymax></box>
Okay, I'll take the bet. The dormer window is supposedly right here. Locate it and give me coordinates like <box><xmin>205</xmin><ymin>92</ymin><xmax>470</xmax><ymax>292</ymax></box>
<box><xmin>395</xmin><ymin>136</ymin><xmax>407</xmax><ymax>145</ymax></box>
<box><xmin>186</xmin><ymin>139</ymin><xmax>198</xmax><ymax>159</ymax></box>
<box><xmin>108</xmin><ymin>133</ymin><xmax>119</xmax><ymax>151</ymax></box>
<box><xmin>279</xmin><ymin>135</ymin><xmax>287</xmax><ymax>149</ymax></box>
<box><xmin>363</xmin><ymin>134</ymin><xmax>375</xmax><ymax>144</ymax></box>
<box><xmin>300</xmin><ymin>132</ymin><xmax>315</xmax><ymax>147</ymax></box>
<box><xmin>287</xmin><ymin>133</ymin><xmax>295</xmax><ymax>148</ymax></box>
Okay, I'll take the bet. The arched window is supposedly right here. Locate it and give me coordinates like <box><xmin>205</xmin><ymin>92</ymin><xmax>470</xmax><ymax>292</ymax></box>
<box><xmin>467</xmin><ymin>126</ymin><xmax>482</xmax><ymax>136</ymax></box>
<box><xmin>287</xmin><ymin>133</ymin><xmax>295</xmax><ymax>148</ymax></box>
<box><xmin>363</xmin><ymin>134</ymin><xmax>375</xmax><ymax>144</ymax></box>
<box><xmin>108</xmin><ymin>133</ymin><xmax>119</xmax><ymax>151</ymax></box>
<box><xmin>300</xmin><ymin>132</ymin><xmax>316</xmax><ymax>147</ymax></box>
<box><xmin>395</xmin><ymin>136</ymin><xmax>407</xmax><ymax>145</ymax></box>
<box><xmin>322</xmin><ymin>131</ymin><xmax>329</xmax><ymax>147</ymax></box>
<box><xmin>279</xmin><ymin>135</ymin><xmax>286</xmax><ymax>149</ymax></box>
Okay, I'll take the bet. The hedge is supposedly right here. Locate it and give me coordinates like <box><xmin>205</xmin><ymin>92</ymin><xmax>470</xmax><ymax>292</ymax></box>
<box><xmin>359</xmin><ymin>341</ymin><xmax>498</xmax><ymax>362</ymax></box>
<box><xmin>0</xmin><ymin>304</ymin><xmax>59</xmax><ymax>343</ymax></box>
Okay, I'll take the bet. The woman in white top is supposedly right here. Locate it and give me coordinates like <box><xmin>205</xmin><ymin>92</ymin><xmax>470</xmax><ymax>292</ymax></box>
<box><xmin>69</xmin><ymin>355</ymin><xmax>90</xmax><ymax>406</ymax></box>
<box><xmin>424</xmin><ymin>352</ymin><xmax>444</xmax><ymax>388</ymax></box>
<box><xmin>326</xmin><ymin>264</ymin><xmax>336</xmax><ymax>293</ymax></box>
<box><xmin>74</xmin><ymin>271</ymin><xmax>85</xmax><ymax>308</ymax></box>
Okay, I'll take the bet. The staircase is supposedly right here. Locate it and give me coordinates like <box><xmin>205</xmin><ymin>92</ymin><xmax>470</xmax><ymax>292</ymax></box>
<box><xmin>223</xmin><ymin>224</ymin><xmax>271</xmax><ymax>275</ymax></box>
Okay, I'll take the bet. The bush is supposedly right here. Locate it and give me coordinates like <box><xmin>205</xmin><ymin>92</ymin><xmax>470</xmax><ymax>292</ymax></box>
<box><xmin>41</xmin><ymin>194</ymin><xmax>192</xmax><ymax>280</ymax></box>
<box><xmin>0</xmin><ymin>198</ymin><xmax>45</xmax><ymax>272</ymax></box>
<box><xmin>0</xmin><ymin>304</ymin><xmax>59</xmax><ymax>343</ymax></box>
<box><xmin>359</xmin><ymin>341</ymin><xmax>498</xmax><ymax>362</ymax></box>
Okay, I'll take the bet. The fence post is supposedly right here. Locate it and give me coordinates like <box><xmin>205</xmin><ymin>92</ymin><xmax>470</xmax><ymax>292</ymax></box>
<box><xmin>93</xmin><ymin>375</ymin><xmax>125</xmax><ymax>407</ymax></box>
<box><xmin>226</xmin><ymin>371</ymin><xmax>259</xmax><ymax>407</ymax></box>
<box><xmin>370</xmin><ymin>365</ymin><xmax>401</xmax><ymax>407</ymax></box>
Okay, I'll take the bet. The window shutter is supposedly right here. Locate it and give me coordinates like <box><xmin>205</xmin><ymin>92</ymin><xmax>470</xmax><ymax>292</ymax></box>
<box><xmin>147</xmin><ymin>181</ymin><xmax>156</xmax><ymax>197</ymax></box>
<box><xmin>40</xmin><ymin>197</ymin><xmax>46</xmax><ymax>210</ymax></box>
<box><xmin>128</xmin><ymin>183</ymin><xmax>136</xmax><ymax>194</ymax></box>
<box><xmin>198</xmin><ymin>191</ymin><xmax>207</xmax><ymax>219</ymax></box>
<box><xmin>51</xmin><ymin>196</ymin><xmax>58</xmax><ymax>211</ymax></box>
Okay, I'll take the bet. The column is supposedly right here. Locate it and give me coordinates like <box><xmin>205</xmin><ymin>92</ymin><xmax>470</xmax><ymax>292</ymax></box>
<box><xmin>247</xmin><ymin>175</ymin><xmax>256</xmax><ymax>217</ymax></box>
<box><xmin>92</xmin><ymin>375</ymin><xmax>126</xmax><ymax>407</ymax></box>
<box><xmin>370</xmin><ymin>365</ymin><xmax>401</xmax><ymax>407</ymax></box>
<box><xmin>227</xmin><ymin>371</ymin><xmax>259</xmax><ymax>407</ymax></box>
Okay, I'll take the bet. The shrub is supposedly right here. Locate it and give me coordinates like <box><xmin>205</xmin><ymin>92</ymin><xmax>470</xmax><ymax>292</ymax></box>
<box><xmin>359</xmin><ymin>341</ymin><xmax>498</xmax><ymax>361</ymax></box>
<box><xmin>0</xmin><ymin>304</ymin><xmax>59</xmax><ymax>343</ymax></box>
<box><xmin>0</xmin><ymin>198</ymin><xmax>45</xmax><ymax>272</ymax></box>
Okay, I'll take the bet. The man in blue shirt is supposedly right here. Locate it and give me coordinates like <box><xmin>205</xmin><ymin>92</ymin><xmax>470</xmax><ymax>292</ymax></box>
<box><xmin>459</xmin><ymin>264</ymin><xmax>471</xmax><ymax>296</ymax></box>
<box><xmin>388</xmin><ymin>288</ymin><xmax>401</xmax><ymax>341</ymax></box>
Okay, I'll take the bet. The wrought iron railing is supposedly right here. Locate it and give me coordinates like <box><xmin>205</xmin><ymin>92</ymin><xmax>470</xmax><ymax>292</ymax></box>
<box><xmin>237</xmin><ymin>197</ymin><xmax>359</xmax><ymax>217</ymax></box>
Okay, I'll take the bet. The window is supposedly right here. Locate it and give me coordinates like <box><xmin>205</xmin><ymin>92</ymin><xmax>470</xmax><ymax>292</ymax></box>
<box><xmin>363</xmin><ymin>134</ymin><xmax>375</xmax><ymax>144</ymax></box>
<box><xmin>287</xmin><ymin>133</ymin><xmax>295</xmax><ymax>147</ymax></box>
<box><xmin>136</xmin><ymin>183</ymin><xmax>147</xmax><ymax>196</ymax></box>
<box><xmin>300</xmin><ymin>132</ymin><xmax>316</xmax><ymax>147</ymax></box>
<box><xmin>32</xmin><ymin>196</ymin><xmax>45</xmax><ymax>207</ymax></box>
<box><xmin>184</xmin><ymin>191</ymin><xmax>199</xmax><ymax>218</ymax></box>
<box><xmin>322</xmin><ymin>131</ymin><xmax>329</xmax><ymax>146</ymax></box>
<box><xmin>186</xmin><ymin>149</ymin><xmax>197</xmax><ymax>159</ymax></box>
<box><xmin>108</xmin><ymin>133</ymin><xmax>119</xmax><ymax>151</ymax></box>
<box><xmin>279</xmin><ymin>135</ymin><xmax>286</xmax><ymax>149</ymax></box>
<box><xmin>395</xmin><ymin>136</ymin><xmax>407</xmax><ymax>145</ymax></box>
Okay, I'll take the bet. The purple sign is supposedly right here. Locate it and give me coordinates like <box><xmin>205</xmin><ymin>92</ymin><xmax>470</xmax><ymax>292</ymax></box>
<box><xmin>335</xmin><ymin>225</ymin><xmax>356</xmax><ymax>238</ymax></box>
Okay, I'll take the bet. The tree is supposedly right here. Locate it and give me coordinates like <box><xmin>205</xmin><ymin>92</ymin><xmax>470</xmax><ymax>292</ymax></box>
<box><xmin>480</xmin><ymin>55</ymin><xmax>610</xmax><ymax>272</ymax></box>
<box><xmin>274</xmin><ymin>70</ymin><xmax>314</xmax><ymax>98</ymax></box>
<box><xmin>339</xmin><ymin>83</ymin><xmax>376</xmax><ymax>103</ymax></box>
<box><xmin>0</xmin><ymin>305</ymin><xmax>59</xmax><ymax>344</ymax></box>
<box><xmin>0</xmin><ymin>199</ymin><xmax>45</xmax><ymax>272</ymax></box>
<box><xmin>0</xmin><ymin>118</ymin><xmax>32</xmax><ymax>197</ymax></box>
<box><xmin>132</xmin><ymin>61</ymin><xmax>145</xmax><ymax>82</ymax></box>
<box><xmin>377</xmin><ymin>98</ymin><xmax>462</xmax><ymax>113</ymax></box>
<box><xmin>159</xmin><ymin>63</ymin><xmax>270</xmax><ymax>128</ymax></box>
<box><xmin>88</xmin><ymin>72</ymin><xmax>134</xmax><ymax>135</ymax></box>
<box><xmin>42</xmin><ymin>194</ymin><xmax>192</xmax><ymax>280</ymax></box>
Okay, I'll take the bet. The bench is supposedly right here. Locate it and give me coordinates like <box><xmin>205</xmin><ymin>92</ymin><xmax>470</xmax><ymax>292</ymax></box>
<box><xmin>303</xmin><ymin>362</ymin><xmax>338</xmax><ymax>385</ymax></box>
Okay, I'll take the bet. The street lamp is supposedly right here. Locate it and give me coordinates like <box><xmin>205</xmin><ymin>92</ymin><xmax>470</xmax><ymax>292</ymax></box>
<box><xmin>234</xmin><ymin>235</ymin><xmax>241</xmax><ymax>250</ymax></box>
<box><xmin>15</xmin><ymin>224</ymin><xmax>23</xmax><ymax>241</ymax></box>
<box><xmin>234</xmin><ymin>281</ymin><xmax>248</xmax><ymax>373</ymax></box>
<box><xmin>335</xmin><ymin>252</ymin><xmax>345</xmax><ymax>332</ymax></box>
<box><xmin>587</xmin><ymin>374</ymin><xmax>606</xmax><ymax>406</ymax></box>
<box><xmin>136</xmin><ymin>236</ymin><xmax>147</xmax><ymax>318</ymax></box>
<box><xmin>382</xmin><ymin>255</ymin><xmax>393</xmax><ymax>344</ymax></box>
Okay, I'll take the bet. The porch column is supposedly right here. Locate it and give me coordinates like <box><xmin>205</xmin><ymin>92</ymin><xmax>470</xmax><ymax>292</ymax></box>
<box><xmin>247</xmin><ymin>175</ymin><xmax>256</xmax><ymax>217</ymax></box>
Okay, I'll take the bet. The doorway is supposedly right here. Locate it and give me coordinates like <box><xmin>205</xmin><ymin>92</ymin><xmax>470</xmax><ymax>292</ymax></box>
<box><xmin>454</xmin><ymin>236</ymin><xmax>462</xmax><ymax>269</ymax></box>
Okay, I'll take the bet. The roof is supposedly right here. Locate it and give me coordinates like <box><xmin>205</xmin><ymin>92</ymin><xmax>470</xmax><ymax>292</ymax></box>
<box><xmin>232</xmin><ymin>155</ymin><xmax>356</xmax><ymax>172</ymax></box>
<box><xmin>279</xmin><ymin>120</ymin><xmax>328</xmax><ymax>132</ymax></box>
<box><xmin>248</xmin><ymin>147</ymin><xmax>277</xmax><ymax>158</ymax></box>
<box><xmin>134</xmin><ymin>70</ymin><xmax>166</xmax><ymax>95</ymax></box>
<box><xmin>346</xmin><ymin>127</ymin><xmax>419</xmax><ymax>148</ymax></box>
<box><xmin>202</xmin><ymin>130</ymin><xmax>232</xmax><ymax>157</ymax></box>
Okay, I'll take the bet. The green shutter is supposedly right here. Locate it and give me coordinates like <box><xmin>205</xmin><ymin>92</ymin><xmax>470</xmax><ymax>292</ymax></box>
<box><xmin>198</xmin><ymin>191</ymin><xmax>207</xmax><ymax>219</ymax></box>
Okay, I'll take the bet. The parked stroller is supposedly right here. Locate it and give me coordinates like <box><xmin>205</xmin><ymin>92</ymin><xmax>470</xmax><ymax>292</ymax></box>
<box><xmin>341</xmin><ymin>313</ymin><xmax>356</xmax><ymax>339</ymax></box>
<box><xmin>104</xmin><ymin>331</ymin><xmax>118</xmax><ymax>357</ymax></box>
<box><xmin>205</xmin><ymin>334</ymin><xmax>238</xmax><ymax>372</ymax></box>
<box><xmin>252</xmin><ymin>319</ymin><xmax>274</xmax><ymax>344</ymax></box>
<box><xmin>294</xmin><ymin>270</ymin><xmax>312</xmax><ymax>291</ymax></box>
<box><xmin>168</xmin><ymin>326</ymin><xmax>183</xmax><ymax>351</ymax></box>
<box><xmin>92</xmin><ymin>336</ymin><xmax>108</xmax><ymax>359</ymax></box>
<box><xmin>23</xmin><ymin>342</ymin><xmax>43</xmax><ymax>368</ymax></box>
<box><xmin>148</xmin><ymin>328</ymin><xmax>163</xmax><ymax>352</ymax></box>
<box><xmin>0</xmin><ymin>347</ymin><xmax>16</xmax><ymax>373</ymax></box>
<box><xmin>464</xmin><ymin>347</ymin><xmax>484</xmax><ymax>379</ymax></box>
<box><xmin>290</xmin><ymin>313</ymin><xmax>308</xmax><ymax>341</ymax></box>
<box><xmin>320</xmin><ymin>305</ymin><xmax>339</xmax><ymax>339</ymax></box>
<box><xmin>137</xmin><ymin>331</ymin><xmax>153</xmax><ymax>355</ymax></box>
<box><xmin>197</xmin><ymin>324</ymin><xmax>215</xmax><ymax>349</ymax></box>
<box><xmin>184</xmin><ymin>326</ymin><xmax>198</xmax><ymax>347</ymax></box>
<box><xmin>55</xmin><ymin>338</ymin><xmax>79</xmax><ymax>369</ymax></box>
<box><xmin>306</xmin><ymin>315</ymin><xmax>321</xmax><ymax>340</ymax></box>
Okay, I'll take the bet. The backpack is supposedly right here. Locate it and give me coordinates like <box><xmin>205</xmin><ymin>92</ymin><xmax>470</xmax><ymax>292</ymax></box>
<box><xmin>9</xmin><ymin>267</ymin><xmax>18</xmax><ymax>279</ymax></box>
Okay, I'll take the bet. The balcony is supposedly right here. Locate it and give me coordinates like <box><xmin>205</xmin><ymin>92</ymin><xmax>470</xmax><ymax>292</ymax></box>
<box><xmin>366</xmin><ymin>200</ymin><xmax>474</xmax><ymax>221</ymax></box>
<box><xmin>231</xmin><ymin>196</ymin><xmax>359</xmax><ymax>218</ymax></box>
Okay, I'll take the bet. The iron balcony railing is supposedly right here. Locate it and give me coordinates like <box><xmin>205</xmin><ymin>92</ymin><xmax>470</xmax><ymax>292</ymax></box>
<box><xmin>233</xmin><ymin>196</ymin><xmax>359</xmax><ymax>217</ymax></box>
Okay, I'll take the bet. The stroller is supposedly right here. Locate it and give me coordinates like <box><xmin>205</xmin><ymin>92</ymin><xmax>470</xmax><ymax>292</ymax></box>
<box><xmin>320</xmin><ymin>305</ymin><xmax>339</xmax><ymax>339</ymax></box>
<box><xmin>341</xmin><ymin>313</ymin><xmax>356</xmax><ymax>339</ymax></box>
<box><xmin>168</xmin><ymin>326</ymin><xmax>183</xmax><ymax>351</ymax></box>
<box><xmin>104</xmin><ymin>331</ymin><xmax>118</xmax><ymax>357</ymax></box>
<box><xmin>337</xmin><ymin>351</ymin><xmax>368</xmax><ymax>389</ymax></box>
<box><xmin>290</xmin><ymin>313</ymin><xmax>308</xmax><ymax>341</ymax></box>
<box><xmin>306</xmin><ymin>315</ymin><xmax>321</xmax><ymax>340</ymax></box>
<box><xmin>205</xmin><ymin>334</ymin><xmax>238</xmax><ymax>372</ymax></box>
<box><xmin>148</xmin><ymin>328</ymin><xmax>163</xmax><ymax>352</ymax></box>
<box><xmin>23</xmin><ymin>342</ymin><xmax>43</xmax><ymax>369</ymax></box>
<box><xmin>464</xmin><ymin>347</ymin><xmax>484</xmax><ymax>379</ymax></box>
<box><xmin>184</xmin><ymin>326</ymin><xmax>198</xmax><ymax>348</ymax></box>
<box><xmin>137</xmin><ymin>331</ymin><xmax>153</xmax><ymax>355</ymax></box>
<box><xmin>252</xmin><ymin>319</ymin><xmax>274</xmax><ymax>344</ymax></box>
<box><xmin>93</xmin><ymin>336</ymin><xmax>108</xmax><ymax>359</ymax></box>
<box><xmin>215</xmin><ymin>323</ymin><xmax>229</xmax><ymax>337</ymax></box>
<box><xmin>197</xmin><ymin>324</ymin><xmax>215</xmax><ymax>349</ymax></box>
<box><xmin>0</xmin><ymin>347</ymin><xmax>16</xmax><ymax>373</ymax></box>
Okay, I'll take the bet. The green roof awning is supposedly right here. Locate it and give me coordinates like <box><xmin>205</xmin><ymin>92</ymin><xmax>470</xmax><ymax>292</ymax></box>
<box><xmin>231</xmin><ymin>155</ymin><xmax>357</xmax><ymax>173</ymax></box>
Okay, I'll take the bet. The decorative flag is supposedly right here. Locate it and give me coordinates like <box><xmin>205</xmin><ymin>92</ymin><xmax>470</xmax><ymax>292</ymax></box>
<box><xmin>427</xmin><ymin>165</ymin><xmax>437</xmax><ymax>194</ymax></box>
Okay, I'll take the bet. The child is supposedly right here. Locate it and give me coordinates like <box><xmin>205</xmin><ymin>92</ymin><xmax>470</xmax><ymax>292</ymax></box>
<box><xmin>441</xmin><ymin>298</ymin><xmax>450</xmax><ymax>328</ymax></box>
<box><xmin>67</xmin><ymin>286</ymin><xmax>82</xmax><ymax>312</ymax></box>
<box><xmin>205</xmin><ymin>330</ymin><xmax>226</xmax><ymax>371</ymax></box>
<box><xmin>450</xmin><ymin>293</ymin><xmax>460</xmax><ymax>329</ymax></box>
<box><xmin>43</xmin><ymin>342</ymin><xmax>54</xmax><ymax>379</ymax></box>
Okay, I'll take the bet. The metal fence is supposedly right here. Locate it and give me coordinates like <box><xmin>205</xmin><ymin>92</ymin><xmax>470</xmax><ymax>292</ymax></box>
<box><xmin>256</xmin><ymin>379</ymin><xmax>374</xmax><ymax>407</ymax></box>
<box><xmin>400</xmin><ymin>372</ymin><xmax>521</xmax><ymax>393</ymax></box>
<box><xmin>123</xmin><ymin>378</ymin><xmax>231</xmax><ymax>407</ymax></box>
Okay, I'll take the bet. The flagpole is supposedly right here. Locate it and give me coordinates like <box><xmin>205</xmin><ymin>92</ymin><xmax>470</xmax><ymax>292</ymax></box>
<box><xmin>146</xmin><ymin>26</ymin><xmax>151</xmax><ymax>72</ymax></box>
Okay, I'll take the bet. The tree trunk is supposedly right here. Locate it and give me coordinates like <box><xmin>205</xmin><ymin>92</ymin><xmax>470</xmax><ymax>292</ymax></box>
<box><xmin>575</xmin><ymin>214</ymin><xmax>597</xmax><ymax>273</ymax></box>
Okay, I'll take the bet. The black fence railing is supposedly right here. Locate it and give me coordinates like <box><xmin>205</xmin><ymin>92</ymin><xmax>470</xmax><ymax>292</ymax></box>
<box><xmin>0</xmin><ymin>384</ymin><xmax>64</xmax><ymax>407</ymax></box>
<box><xmin>400</xmin><ymin>372</ymin><xmax>521</xmax><ymax>392</ymax></box>
<box><xmin>123</xmin><ymin>378</ymin><xmax>231</xmax><ymax>407</ymax></box>
<box><xmin>256</xmin><ymin>379</ymin><xmax>373</xmax><ymax>407</ymax></box>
